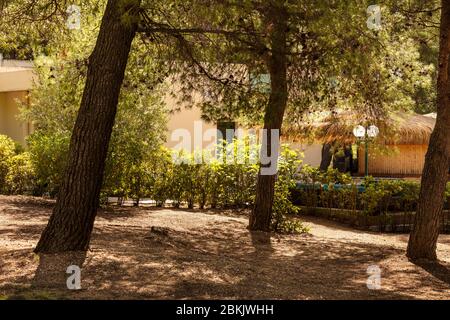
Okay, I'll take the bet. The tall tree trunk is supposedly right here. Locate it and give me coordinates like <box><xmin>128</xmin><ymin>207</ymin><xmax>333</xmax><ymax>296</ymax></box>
<box><xmin>35</xmin><ymin>0</ymin><xmax>139</xmax><ymax>253</ymax></box>
<box><xmin>406</xmin><ymin>0</ymin><xmax>450</xmax><ymax>261</ymax></box>
<box><xmin>249</xmin><ymin>4</ymin><xmax>288</xmax><ymax>231</ymax></box>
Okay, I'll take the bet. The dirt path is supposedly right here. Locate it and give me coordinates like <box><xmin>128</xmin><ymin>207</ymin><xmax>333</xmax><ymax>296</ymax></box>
<box><xmin>0</xmin><ymin>195</ymin><xmax>449</xmax><ymax>299</ymax></box>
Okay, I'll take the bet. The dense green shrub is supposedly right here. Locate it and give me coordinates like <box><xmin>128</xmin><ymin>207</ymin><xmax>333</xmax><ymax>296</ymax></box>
<box><xmin>27</xmin><ymin>131</ymin><xmax>70</xmax><ymax>196</ymax></box>
<box><xmin>171</xmin><ymin>152</ymin><xmax>193</xmax><ymax>208</ymax></box>
<box><xmin>18</xmin><ymin>22</ymin><xmax>168</xmax><ymax>197</ymax></box>
<box><xmin>102</xmin><ymin>143</ymin><xmax>253</xmax><ymax>210</ymax></box>
<box><xmin>0</xmin><ymin>135</ymin><xmax>16</xmax><ymax>192</ymax></box>
<box><xmin>360</xmin><ymin>178</ymin><xmax>421</xmax><ymax>214</ymax></box>
<box><xmin>105</xmin><ymin>139</ymin><xmax>306</xmax><ymax>233</ymax></box>
<box><xmin>151</xmin><ymin>148</ymin><xmax>174</xmax><ymax>207</ymax></box>
<box><xmin>5</xmin><ymin>152</ymin><xmax>35</xmax><ymax>194</ymax></box>
<box><xmin>293</xmin><ymin>167</ymin><xmax>436</xmax><ymax>215</ymax></box>
<box><xmin>359</xmin><ymin>177</ymin><xmax>391</xmax><ymax>214</ymax></box>
<box><xmin>0</xmin><ymin>135</ymin><xmax>36</xmax><ymax>195</ymax></box>
<box><xmin>272</xmin><ymin>145</ymin><xmax>308</xmax><ymax>233</ymax></box>
<box><xmin>165</xmin><ymin>141</ymin><xmax>259</xmax><ymax>209</ymax></box>
<box><xmin>210</xmin><ymin>140</ymin><xmax>259</xmax><ymax>208</ymax></box>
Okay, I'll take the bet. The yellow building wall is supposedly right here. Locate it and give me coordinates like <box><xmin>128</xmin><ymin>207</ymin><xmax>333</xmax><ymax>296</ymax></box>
<box><xmin>287</xmin><ymin>142</ymin><xmax>322</xmax><ymax>167</ymax></box>
<box><xmin>164</xmin><ymin>84</ymin><xmax>224</xmax><ymax>152</ymax></box>
<box><xmin>0</xmin><ymin>91</ymin><xmax>32</xmax><ymax>145</ymax></box>
<box><xmin>0</xmin><ymin>69</ymin><xmax>34</xmax><ymax>92</ymax></box>
<box><xmin>165</xmin><ymin>105</ymin><xmax>217</xmax><ymax>151</ymax></box>
<box><xmin>165</xmin><ymin>85</ymin><xmax>323</xmax><ymax>167</ymax></box>
<box><xmin>358</xmin><ymin>144</ymin><xmax>428</xmax><ymax>176</ymax></box>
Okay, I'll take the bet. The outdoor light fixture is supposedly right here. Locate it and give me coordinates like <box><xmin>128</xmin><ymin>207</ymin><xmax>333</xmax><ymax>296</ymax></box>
<box><xmin>352</xmin><ymin>125</ymin><xmax>366</xmax><ymax>138</ymax></box>
<box><xmin>367</xmin><ymin>125</ymin><xmax>380</xmax><ymax>138</ymax></box>
<box><xmin>353</xmin><ymin>124</ymin><xmax>379</xmax><ymax>177</ymax></box>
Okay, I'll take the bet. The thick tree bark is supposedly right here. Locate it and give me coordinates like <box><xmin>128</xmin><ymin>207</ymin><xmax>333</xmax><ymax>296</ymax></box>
<box><xmin>406</xmin><ymin>0</ymin><xmax>450</xmax><ymax>261</ymax></box>
<box><xmin>249</xmin><ymin>4</ymin><xmax>288</xmax><ymax>231</ymax></box>
<box><xmin>35</xmin><ymin>0</ymin><xmax>139</xmax><ymax>253</ymax></box>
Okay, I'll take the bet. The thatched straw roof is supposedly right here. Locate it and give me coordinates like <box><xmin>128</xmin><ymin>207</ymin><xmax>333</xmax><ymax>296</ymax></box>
<box><xmin>284</xmin><ymin>111</ymin><xmax>435</xmax><ymax>145</ymax></box>
<box><xmin>387</xmin><ymin>113</ymin><xmax>435</xmax><ymax>144</ymax></box>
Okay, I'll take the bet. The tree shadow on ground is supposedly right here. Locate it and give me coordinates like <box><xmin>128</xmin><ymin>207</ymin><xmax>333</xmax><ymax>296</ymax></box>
<box><xmin>168</xmin><ymin>223</ymin><xmax>417</xmax><ymax>299</ymax></box>
<box><xmin>0</xmin><ymin>195</ymin><xmax>55</xmax><ymax>209</ymax></box>
<box><xmin>96</xmin><ymin>206</ymin><xmax>150</xmax><ymax>221</ymax></box>
<box><xmin>32</xmin><ymin>252</ymin><xmax>87</xmax><ymax>289</ymax></box>
<box><xmin>0</xmin><ymin>251</ymin><xmax>87</xmax><ymax>300</ymax></box>
<box><xmin>413</xmin><ymin>260</ymin><xmax>450</xmax><ymax>286</ymax></box>
<box><xmin>1</xmin><ymin>202</ymin><xmax>449</xmax><ymax>299</ymax></box>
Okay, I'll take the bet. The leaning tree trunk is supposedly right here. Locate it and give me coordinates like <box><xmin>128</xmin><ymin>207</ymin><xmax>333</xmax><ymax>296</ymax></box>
<box><xmin>35</xmin><ymin>0</ymin><xmax>139</xmax><ymax>253</ymax></box>
<box><xmin>249</xmin><ymin>5</ymin><xmax>288</xmax><ymax>231</ymax></box>
<box><xmin>406</xmin><ymin>0</ymin><xmax>450</xmax><ymax>261</ymax></box>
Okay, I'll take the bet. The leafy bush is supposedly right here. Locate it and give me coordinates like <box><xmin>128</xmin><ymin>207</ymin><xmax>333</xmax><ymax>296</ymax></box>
<box><xmin>160</xmin><ymin>142</ymin><xmax>307</xmax><ymax>234</ymax></box>
<box><xmin>294</xmin><ymin>167</ymin><xmax>431</xmax><ymax>215</ymax></box>
<box><xmin>19</xmin><ymin>24</ymin><xmax>168</xmax><ymax>197</ymax></box>
<box><xmin>151</xmin><ymin>148</ymin><xmax>174</xmax><ymax>207</ymax></box>
<box><xmin>360</xmin><ymin>177</ymin><xmax>391</xmax><ymax>214</ymax></box>
<box><xmin>0</xmin><ymin>135</ymin><xmax>36</xmax><ymax>195</ymax></box>
<box><xmin>27</xmin><ymin>131</ymin><xmax>70</xmax><ymax>196</ymax></box>
<box><xmin>102</xmin><ymin>139</ymin><xmax>307</xmax><ymax>234</ymax></box>
<box><xmin>272</xmin><ymin>145</ymin><xmax>308</xmax><ymax>234</ymax></box>
<box><xmin>5</xmin><ymin>152</ymin><xmax>35</xmax><ymax>194</ymax></box>
<box><xmin>211</xmin><ymin>140</ymin><xmax>259</xmax><ymax>208</ymax></box>
<box><xmin>0</xmin><ymin>135</ymin><xmax>16</xmax><ymax>193</ymax></box>
<box><xmin>166</xmin><ymin>140</ymin><xmax>259</xmax><ymax>209</ymax></box>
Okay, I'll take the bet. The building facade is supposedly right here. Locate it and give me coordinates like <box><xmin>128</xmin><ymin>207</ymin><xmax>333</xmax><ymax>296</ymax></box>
<box><xmin>0</xmin><ymin>60</ymin><xmax>34</xmax><ymax>144</ymax></box>
<box><xmin>0</xmin><ymin>59</ymin><xmax>322</xmax><ymax>167</ymax></box>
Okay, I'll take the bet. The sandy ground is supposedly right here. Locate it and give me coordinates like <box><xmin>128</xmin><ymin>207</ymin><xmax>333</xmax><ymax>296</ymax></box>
<box><xmin>0</xmin><ymin>195</ymin><xmax>449</xmax><ymax>300</ymax></box>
